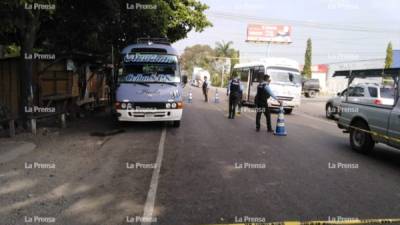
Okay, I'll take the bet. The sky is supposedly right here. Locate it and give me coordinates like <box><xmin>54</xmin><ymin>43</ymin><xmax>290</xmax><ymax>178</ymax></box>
<box><xmin>173</xmin><ymin>0</ymin><xmax>400</xmax><ymax>65</ymax></box>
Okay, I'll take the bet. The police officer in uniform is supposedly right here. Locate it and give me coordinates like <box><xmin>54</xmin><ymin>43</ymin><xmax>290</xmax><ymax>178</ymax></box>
<box><xmin>227</xmin><ymin>76</ymin><xmax>243</xmax><ymax>119</ymax></box>
<box><xmin>255</xmin><ymin>75</ymin><xmax>281</xmax><ymax>132</ymax></box>
<box><xmin>202</xmin><ymin>76</ymin><xmax>210</xmax><ymax>102</ymax></box>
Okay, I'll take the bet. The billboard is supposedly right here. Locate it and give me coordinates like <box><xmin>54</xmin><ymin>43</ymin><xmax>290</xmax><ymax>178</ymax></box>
<box><xmin>246</xmin><ymin>24</ymin><xmax>292</xmax><ymax>44</ymax></box>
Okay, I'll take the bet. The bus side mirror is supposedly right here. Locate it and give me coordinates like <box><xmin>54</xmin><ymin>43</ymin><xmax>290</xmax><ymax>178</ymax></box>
<box><xmin>182</xmin><ymin>75</ymin><xmax>188</xmax><ymax>85</ymax></box>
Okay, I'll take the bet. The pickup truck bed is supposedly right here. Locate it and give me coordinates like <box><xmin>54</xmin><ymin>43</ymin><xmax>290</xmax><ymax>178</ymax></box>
<box><xmin>334</xmin><ymin>68</ymin><xmax>400</xmax><ymax>153</ymax></box>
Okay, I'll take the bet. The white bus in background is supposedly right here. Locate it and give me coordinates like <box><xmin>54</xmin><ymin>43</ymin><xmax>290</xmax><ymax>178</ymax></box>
<box><xmin>192</xmin><ymin>67</ymin><xmax>210</xmax><ymax>87</ymax></box>
<box><xmin>232</xmin><ymin>57</ymin><xmax>302</xmax><ymax>114</ymax></box>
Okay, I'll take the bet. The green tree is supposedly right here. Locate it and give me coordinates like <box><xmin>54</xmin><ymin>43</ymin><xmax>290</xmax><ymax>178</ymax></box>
<box><xmin>385</xmin><ymin>41</ymin><xmax>393</xmax><ymax>69</ymax></box>
<box><xmin>214</xmin><ymin>40</ymin><xmax>239</xmax><ymax>87</ymax></box>
<box><xmin>302</xmin><ymin>38</ymin><xmax>312</xmax><ymax>79</ymax></box>
<box><xmin>214</xmin><ymin>40</ymin><xmax>239</xmax><ymax>69</ymax></box>
<box><xmin>180</xmin><ymin>44</ymin><xmax>216</xmax><ymax>78</ymax></box>
<box><xmin>0</xmin><ymin>0</ymin><xmax>212</xmax><ymax>126</ymax></box>
<box><xmin>215</xmin><ymin>41</ymin><xmax>234</xmax><ymax>57</ymax></box>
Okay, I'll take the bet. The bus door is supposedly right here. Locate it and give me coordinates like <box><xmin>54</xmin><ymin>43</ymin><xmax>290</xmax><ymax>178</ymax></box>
<box><xmin>249</xmin><ymin>66</ymin><xmax>264</xmax><ymax>103</ymax></box>
<box><xmin>241</xmin><ymin>68</ymin><xmax>251</xmax><ymax>102</ymax></box>
<box><xmin>235</xmin><ymin>68</ymin><xmax>250</xmax><ymax>102</ymax></box>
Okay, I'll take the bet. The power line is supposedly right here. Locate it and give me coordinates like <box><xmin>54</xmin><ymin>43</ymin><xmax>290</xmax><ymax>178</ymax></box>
<box><xmin>188</xmin><ymin>30</ymin><xmax>396</xmax><ymax>46</ymax></box>
<box><xmin>208</xmin><ymin>11</ymin><xmax>400</xmax><ymax>34</ymax></box>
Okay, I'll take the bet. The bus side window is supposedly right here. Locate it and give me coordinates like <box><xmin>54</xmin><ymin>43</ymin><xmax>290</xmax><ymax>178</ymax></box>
<box><xmin>231</xmin><ymin>69</ymin><xmax>237</xmax><ymax>79</ymax></box>
<box><xmin>251</xmin><ymin>68</ymin><xmax>258</xmax><ymax>83</ymax></box>
<box><xmin>241</xmin><ymin>68</ymin><xmax>250</xmax><ymax>82</ymax></box>
<box><xmin>252</xmin><ymin>66</ymin><xmax>264</xmax><ymax>83</ymax></box>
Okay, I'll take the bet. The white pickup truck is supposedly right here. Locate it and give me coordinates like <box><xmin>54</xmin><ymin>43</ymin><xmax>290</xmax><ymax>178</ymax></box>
<box><xmin>334</xmin><ymin>68</ymin><xmax>400</xmax><ymax>153</ymax></box>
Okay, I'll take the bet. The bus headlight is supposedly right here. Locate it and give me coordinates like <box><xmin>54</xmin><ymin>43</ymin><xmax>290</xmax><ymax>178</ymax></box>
<box><xmin>166</xmin><ymin>103</ymin><xmax>171</xmax><ymax>109</ymax></box>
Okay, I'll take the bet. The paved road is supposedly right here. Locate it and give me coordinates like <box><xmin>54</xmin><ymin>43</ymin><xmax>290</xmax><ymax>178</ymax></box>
<box><xmin>156</xmin><ymin>88</ymin><xmax>400</xmax><ymax>224</ymax></box>
<box><xmin>1</xmin><ymin>87</ymin><xmax>400</xmax><ymax>225</ymax></box>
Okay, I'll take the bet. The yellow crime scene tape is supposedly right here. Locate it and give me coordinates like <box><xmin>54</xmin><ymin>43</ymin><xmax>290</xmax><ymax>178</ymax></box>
<box><xmin>347</xmin><ymin>124</ymin><xmax>400</xmax><ymax>144</ymax></box>
<box><xmin>203</xmin><ymin>218</ymin><xmax>400</xmax><ymax>225</ymax></box>
<box><xmin>215</xmin><ymin>95</ymin><xmax>400</xmax><ymax>144</ymax></box>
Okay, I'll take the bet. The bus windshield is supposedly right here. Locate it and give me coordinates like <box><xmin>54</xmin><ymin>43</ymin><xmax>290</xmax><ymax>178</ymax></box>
<box><xmin>268</xmin><ymin>69</ymin><xmax>301</xmax><ymax>85</ymax></box>
<box><xmin>119</xmin><ymin>54</ymin><xmax>180</xmax><ymax>83</ymax></box>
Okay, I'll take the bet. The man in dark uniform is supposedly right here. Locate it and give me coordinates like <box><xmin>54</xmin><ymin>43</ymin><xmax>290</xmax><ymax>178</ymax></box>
<box><xmin>227</xmin><ymin>76</ymin><xmax>243</xmax><ymax>119</ymax></box>
<box><xmin>202</xmin><ymin>76</ymin><xmax>210</xmax><ymax>102</ymax></box>
<box><xmin>255</xmin><ymin>75</ymin><xmax>281</xmax><ymax>132</ymax></box>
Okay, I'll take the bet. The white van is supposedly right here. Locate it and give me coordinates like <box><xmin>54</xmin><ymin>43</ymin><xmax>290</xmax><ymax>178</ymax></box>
<box><xmin>113</xmin><ymin>39</ymin><xmax>184</xmax><ymax>127</ymax></box>
<box><xmin>232</xmin><ymin>57</ymin><xmax>302</xmax><ymax>114</ymax></box>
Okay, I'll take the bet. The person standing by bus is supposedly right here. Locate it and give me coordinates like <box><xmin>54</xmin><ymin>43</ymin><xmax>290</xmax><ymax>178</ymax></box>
<box><xmin>255</xmin><ymin>75</ymin><xmax>281</xmax><ymax>132</ymax></box>
<box><xmin>227</xmin><ymin>76</ymin><xmax>243</xmax><ymax>119</ymax></box>
<box><xmin>202</xmin><ymin>76</ymin><xmax>210</xmax><ymax>102</ymax></box>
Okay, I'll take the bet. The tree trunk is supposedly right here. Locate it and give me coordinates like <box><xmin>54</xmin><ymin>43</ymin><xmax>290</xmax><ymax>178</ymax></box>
<box><xmin>18</xmin><ymin>14</ymin><xmax>38</xmax><ymax>129</ymax></box>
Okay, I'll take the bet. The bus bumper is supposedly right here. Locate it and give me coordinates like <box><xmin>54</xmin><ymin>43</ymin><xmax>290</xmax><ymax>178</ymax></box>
<box><xmin>269</xmin><ymin>99</ymin><xmax>300</xmax><ymax>109</ymax></box>
<box><xmin>116</xmin><ymin>109</ymin><xmax>183</xmax><ymax>122</ymax></box>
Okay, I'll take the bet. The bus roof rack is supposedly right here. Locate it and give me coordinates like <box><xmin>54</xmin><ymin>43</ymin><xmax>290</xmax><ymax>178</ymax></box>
<box><xmin>137</xmin><ymin>38</ymin><xmax>171</xmax><ymax>45</ymax></box>
<box><xmin>333</xmin><ymin>68</ymin><xmax>400</xmax><ymax>78</ymax></box>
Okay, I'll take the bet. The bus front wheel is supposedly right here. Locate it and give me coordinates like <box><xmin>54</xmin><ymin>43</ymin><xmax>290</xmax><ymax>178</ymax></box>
<box><xmin>173</xmin><ymin>120</ymin><xmax>181</xmax><ymax>128</ymax></box>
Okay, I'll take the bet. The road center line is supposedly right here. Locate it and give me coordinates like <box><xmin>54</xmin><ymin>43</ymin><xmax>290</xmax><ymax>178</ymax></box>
<box><xmin>141</xmin><ymin>126</ymin><xmax>167</xmax><ymax>225</ymax></box>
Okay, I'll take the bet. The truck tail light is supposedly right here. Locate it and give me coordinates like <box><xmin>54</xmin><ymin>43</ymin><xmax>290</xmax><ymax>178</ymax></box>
<box><xmin>374</xmin><ymin>99</ymin><xmax>382</xmax><ymax>105</ymax></box>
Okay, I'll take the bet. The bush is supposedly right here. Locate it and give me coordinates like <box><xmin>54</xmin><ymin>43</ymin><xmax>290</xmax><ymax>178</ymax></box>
<box><xmin>211</xmin><ymin>74</ymin><xmax>221</xmax><ymax>87</ymax></box>
<box><xmin>212</xmin><ymin>73</ymin><xmax>230</xmax><ymax>87</ymax></box>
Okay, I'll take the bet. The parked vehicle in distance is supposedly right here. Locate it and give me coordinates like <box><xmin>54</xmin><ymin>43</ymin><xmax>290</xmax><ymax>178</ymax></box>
<box><xmin>334</xmin><ymin>68</ymin><xmax>400</xmax><ymax>153</ymax></box>
<box><xmin>192</xmin><ymin>67</ymin><xmax>210</xmax><ymax>88</ymax></box>
<box><xmin>325</xmin><ymin>83</ymin><xmax>395</xmax><ymax>119</ymax></box>
<box><xmin>232</xmin><ymin>57</ymin><xmax>302</xmax><ymax>114</ymax></box>
<box><xmin>325</xmin><ymin>88</ymin><xmax>347</xmax><ymax>119</ymax></box>
<box><xmin>113</xmin><ymin>38</ymin><xmax>185</xmax><ymax>127</ymax></box>
<box><xmin>302</xmin><ymin>78</ymin><xmax>320</xmax><ymax>98</ymax></box>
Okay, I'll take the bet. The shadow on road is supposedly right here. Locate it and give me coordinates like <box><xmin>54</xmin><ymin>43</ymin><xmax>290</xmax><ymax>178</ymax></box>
<box><xmin>335</xmin><ymin>142</ymin><xmax>400</xmax><ymax>169</ymax></box>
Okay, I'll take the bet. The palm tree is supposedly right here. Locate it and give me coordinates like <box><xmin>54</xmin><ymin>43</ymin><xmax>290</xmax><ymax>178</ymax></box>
<box><xmin>214</xmin><ymin>41</ymin><xmax>240</xmax><ymax>87</ymax></box>
<box><xmin>215</xmin><ymin>41</ymin><xmax>234</xmax><ymax>57</ymax></box>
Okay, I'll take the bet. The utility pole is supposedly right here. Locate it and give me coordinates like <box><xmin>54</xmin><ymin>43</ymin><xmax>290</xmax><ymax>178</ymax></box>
<box><xmin>221</xmin><ymin>61</ymin><xmax>224</xmax><ymax>88</ymax></box>
<box><xmin>111</xmin><ymin>45</ymin><xmax>115</xmax><ymax>79</ymax></box>
<box><xmin>266</xmin><ymin>42</ymin><xmax>271</xmax><ymax>57</ymax></box>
